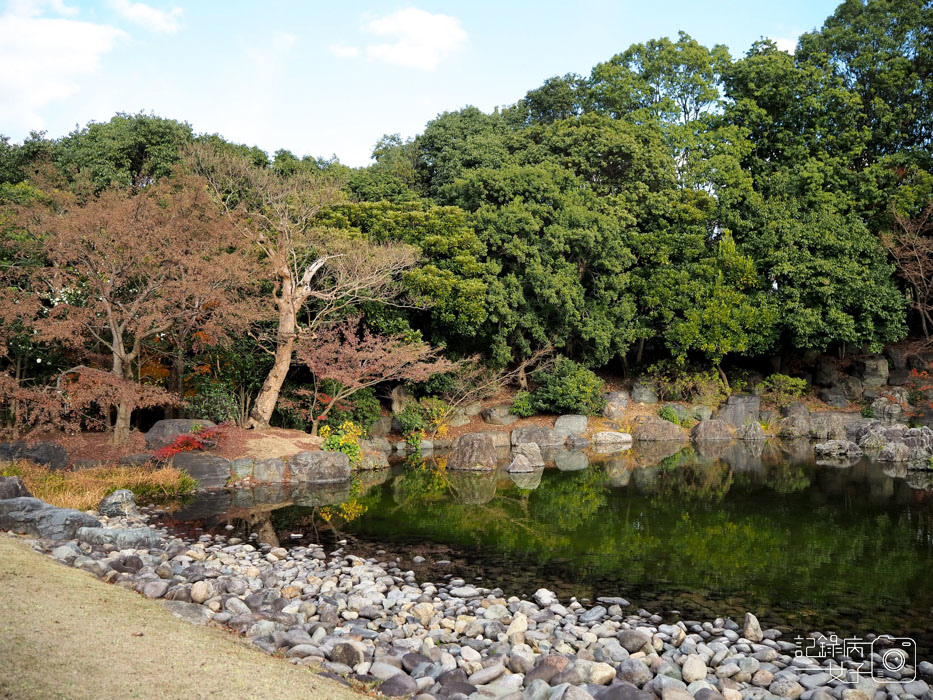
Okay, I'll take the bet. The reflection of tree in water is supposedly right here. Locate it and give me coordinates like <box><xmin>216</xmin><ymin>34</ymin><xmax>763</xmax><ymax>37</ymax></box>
<box><xmin>651</xmin><ymin>459</ymin><xmax>734</xmax><ymax>504</ymax></box>
<box><xmin>391</xmin><ymin>458</ymin><xmax>450</xmax><ymax>512</ymax></box>
<box><xmin>764</xmin><ymin>461</ymin><xmax>811</xmax><ymax>494</ymax></box>
<box><xmin>529</xmin><ymin>467</ymin><xmax>608</xmax><ymax>532</ymax></box>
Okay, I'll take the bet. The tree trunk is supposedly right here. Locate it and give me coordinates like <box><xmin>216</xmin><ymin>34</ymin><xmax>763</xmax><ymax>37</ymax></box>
<box><xmin>112</xmin><ymin>401</ymin><xmax>132</xmax><ymax>445</ymax></box>
<box><xmin>717</xmin><ymin>363</ymin><xmax>730</xmax><ymax>392</ymax></box>
<box><xmin>247</xmin><ymin>300</ymin><xmax>297</xmax><ymax>429</ymax></box>
<box><xmin>170</xmin><ymin>351</ymin><xmax>185</xmax><ymax>418</ymax></box>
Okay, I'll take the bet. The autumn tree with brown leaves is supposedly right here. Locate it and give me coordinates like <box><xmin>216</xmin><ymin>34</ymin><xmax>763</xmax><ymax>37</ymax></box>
<box><xmin>295</xmin><ymin>316</ymin><xmax>455</xmax><ymax>435</ymax></box>
<box><xmin>187</xmin><ymin>144</ymin><xmax>418</xmax><ymax>429</ymax></box>
<box><xmin>882</xmin><ymin>204</ymin><xmax>933</xmax><ymax>339</ymax></box>
<box><xmin>20</xmin><ymin>174</ymin><xmax>254</xmax><ymax>443</ymax></box>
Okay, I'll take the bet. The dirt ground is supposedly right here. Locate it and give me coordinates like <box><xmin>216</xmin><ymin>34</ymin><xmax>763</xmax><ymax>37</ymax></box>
<box><xmin>0</xmin><ymin>535</ymin><xmax>365</xmax><ymax>700</ymax></box>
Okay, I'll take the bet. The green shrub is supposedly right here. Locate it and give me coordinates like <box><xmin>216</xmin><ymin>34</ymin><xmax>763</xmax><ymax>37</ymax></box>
<box><xmin>760</xmin><ymin>374</ymin><xmax>808</xmax><ymax>407</ymax></box>
<box><xmin>325</xmin><ymin>387</ymin><xmax>381</xmax><ymax>432</ymax></box>
<box><xmin>657</xmin><ymin>404</ymin><xmax>680</xmax><ymax>425</ymax></box>
<box><xmin>510</xmin><ymin>391</ymin><xmax>535</xmax><ymax>418</ymax></box>
<box><xmin>861</xmin><ymin>402</ymin><xmax>875</xmax><ymax>418</ymax></box>
<box><xmin>185</xmin><ymin>380</ymin><xmax>239</xmax><ymax>424</ymax></box>
<box><xmin>530</xmin><ymin>357</ymin><xmax>605</xmax><ymax>416</ymax></box>
<box><xmin>320</xmin><ymin>421</ymin><xmax>364</xmax><ymax>468</ymax></box>
<box><xmin>645</xmin><ymin>361</ymin><xmax>727</xmax><ymax>405</ymax></box>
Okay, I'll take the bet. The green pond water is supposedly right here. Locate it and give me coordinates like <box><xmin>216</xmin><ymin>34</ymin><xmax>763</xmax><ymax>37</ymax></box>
<box><xmin>167</xmin><ymin>439</ymin><xmax>933</xmax><ymax>655</ymax></box>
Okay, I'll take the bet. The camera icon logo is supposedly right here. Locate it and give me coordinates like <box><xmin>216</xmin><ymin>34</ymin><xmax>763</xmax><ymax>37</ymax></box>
<box><xmin>871</xmin><ymin>637</ymin><xmax>917</xmax><ymax>682</ymax></box>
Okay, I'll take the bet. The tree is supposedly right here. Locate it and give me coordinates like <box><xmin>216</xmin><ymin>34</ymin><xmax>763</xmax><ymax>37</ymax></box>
<box><xmin>188</xmin><ymin>144</ymin><xmax>418</xmax><ymax>429</ymax></box>
<box><xmin>294</xmin><ymin>316</ymin><xmax>455</xmax><ymax>435</ymax></box>
<box><xmin>882</xmin><ymin>203</ymin><xmax>933</xmax><ymax>337</ymax></box>
<box><xmin>20</xmin><ymin>174</ymin><xmax>251</xmax><ymax>442</ymax></box>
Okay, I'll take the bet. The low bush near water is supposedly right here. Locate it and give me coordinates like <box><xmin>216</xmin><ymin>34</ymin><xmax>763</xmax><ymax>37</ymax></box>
<box><xmin>529</xmin><ymin>357</ymin><xmax>606</xmax><ymax>416</ymax></box>
<box><xmin>1</xmin><ymin>460</ymin><xmax>197</xmax><ymax>511</ymax></box>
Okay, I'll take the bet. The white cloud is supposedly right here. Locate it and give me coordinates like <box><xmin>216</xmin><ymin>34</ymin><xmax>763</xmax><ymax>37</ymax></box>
<box><xmin>0</xmin><ymin>3</ymin><xmax>126</xmax><ymax>131</ymax></box>
<box><xmin>109</xmin><ymin>0</ymin><xmax>182</xmax><ymax>34</ymax></box>
<box><xmin>329</xmin><ymin>41</ymin><xmax>360</xmax><ymax>59</ymax></box>
<box><xmin>771</xmin><ymin>36</ymin><xmax>797</xmax><ymax>54</ymax></box>
<box><xmin>363</xmin><ymin>8</ymin><xmax>466</xmax><ymax>70</ymax></box>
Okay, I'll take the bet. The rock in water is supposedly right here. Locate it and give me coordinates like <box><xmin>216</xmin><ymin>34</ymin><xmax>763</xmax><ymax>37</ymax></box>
<box><xmin>691</xmin><ymin>420</ymin><xmax>733</xmax><ymax>441</ymax></box>
<box><xmin>98</xmin><ymin>489</ymin><xmax>137</xmax><ymax>517</ymax></box>
<box><xmin>447</xmin><ymin>433</ymin><xmax>498</xmax><ymax>470</ymax></box>
<box><xmin>743</xmin><ymin>612</ymin><xmax>763</xmax><ymax>642</ymax></box>
<box><xmin>170</xmin><ymin>452</ymin><xmax>231</xmax><ymax>490</ymax></box>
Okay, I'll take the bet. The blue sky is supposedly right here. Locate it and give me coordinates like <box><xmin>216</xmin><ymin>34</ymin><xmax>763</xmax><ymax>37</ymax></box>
<box><xmin>1</xmin><ymin>0</ymin><xmax>842</xmax><ymax>167</ymax></box>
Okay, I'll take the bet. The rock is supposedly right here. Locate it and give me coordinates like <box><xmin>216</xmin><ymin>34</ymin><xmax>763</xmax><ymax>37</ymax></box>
<box><xmin>189</xmin><ymin>580</ymin><xmax>213</xmax><ymax>604</ymax></box>
<box><xmin>252</xmin><ymin>457</ymin><xmax>286</xmax><ymax>483</ymax></box>
<box><xmin>332</xmin><ymin>642</ymin><xmax>365</xmax><ymax>667</ymax></box>
<box><xmin>737</xmin><ymin>422</ymin><xmax>765</xmax><ymax>441</ymax></box>
<box><xmin>468</xmin><ymin>663</ymin><xmax>505</xmax><ymax>685</ymax></box>
<box><xmin>813</xmin><ymin>440</ymin><xmax>862</xmax><ymax>458</ymax></box>
<box><xmin>145</xmin><ymin>419</ymin><xmax>216</xmax><ymax>450</ymax></box>
<box><xmin>778</xmin><ymin>414</ymin><xmax>810</xmax><ymax>439</ymax></box>
<box><xmin>618</xmin><ymin>629</ymin><xmax>652</xmax><ymax>653</ymax></box>
<box><xmin>0</xmin><ymin>441</ymin><xmax>69</xmax><ymax>470</ymax></box>
<box><xmin>871</xmin><ymin>397</ymin><xmax>904</xmax><ymax>424</ymax></box>
<box><xmin>288</xmin><ymin>450</ymin><xmax>351</xmax><ymax>483</ymax></box>
<box><xmin>447</xmin><ymin>433</ymin><xmax>498</xmax><ymax>470</ymax></box>
<box><xmin>0</xmin><ymin>497</ymin><xmax>101</xmax><ymax>540</ymax></box>
<box><xmin>511</xmin><ymin>427</ymin><xmax>564</xmax><ymax>448</ymax></box>
<box><xmin>743</xmin><ymin>613</ymin><xmax>763</xmax><ymax>642</ymax></box>
<box><xmin>682</xmin><ymin>655</ymin><xmax>708</xmax><ymax>683</ymax></box>
<box><xmin>508</xmin><ymin>454</ymin><xmax>536</xmax><ymax>473</ymax></box>
<box><xmin>603</xmin><ymin>391</ymin><xmax>630</xmax><ymax>421</ymax></box>
<box><xmin>0</xmin><ymin>476</ymin><xmax>31</xmax><ymax>500</ymax></box>
<box><xmin>76</xmin><ymin>526</ymin><xmax>160</xmax><ymax>549</ymax></box>
<box><xmin>592</xmin><ymin>432</ymin><xmax>633</xmax><ymax>447</ymax></box>
<box><xmin>534</xmin><ymin>588</ymin><xmax>558</xmax><ymax>606</ymax></box>
<box><xmin>714</xmin><ymin>395</ymin><xmax>761</xmax><ymax>428</ymax></box>
<box><xmin>450</xmin><ymin>585</ymin><xmax>482</xmax><ymax>598</ymax></box>
<box><xmin>579</xmin><ymin>605</ymin><xmax>607</xmax><ymax>623</ymax></box>
<box><xmin>878</xmin><ymin>442</ymin><xmax>912</xmax><ymax>461</ymax></box>
<box><xmin>691</xmin><ymin>420</ymin><xmax>733</xmax><ymax>441</ymax></box>
<box><xmin>616</xmin><ymin>658</ymin><xmax>654</xmax><ymax>686</ymax></box>
<box><xmin>555</xmin><ymin>415</ymin><xmax>588</xmax><ymax>438</ymax></box>
<box><xmin>598</xmin><ymin>683</ymin><xmax>655</xmax><ymax>700</ymax></box>
<box><xmin>662</xmin><ymin>687</ymin><xmax>694</xmax><ymax>700</ymax></box>
<box><xmin>820</xmin><ymin>386</ymin><xmax>849</xmax><ymax>408</ymax></box>
<box><xmin>163</xmin><ymin>600</ymin><xmax>213</xmax><ymax>625</ymax></box>
<box><xmin>632</xmin><ymin>381</ymin><xmax>658</xmax><ymax>404</ymax></box>
<box><xmin>483</xmin><ymin>405</ymin><xmax>519</xmax><ymax>426</ymax></box>
<box><xmin>170</xmin><ymin>452</ymin><xmax>231</xmax><ymax>490</ymax></box>
<box><xmin>769</xmin><ymin>678</ymin><xmax>804</xmax><ymax>698</ymax></box>
<box><xmin>590</xmin><ymin>662</ymin><xmax>616</xmax><ymax>685</ymax></box>
<box><xmin>141</xmin><ymin>580</ymin><xmax>170</xmax><ymax>598</ymax></box>
<box><xmin>370</xmin><ymin>416</ymin><xmax>393</xmax><ymax>436</ymax></box>
<box><xmin>631</xmin><ymin>415</ymin><xmax>685</xmax><ymax>442</ymax></box>
<box><xmin>856</xmin><ymin>357</ymin><xmax>888</xmax><ymax>390</ymax></box>
<box><xmin>378</xmin><ymin>673</ymin><xmax>418</xmax><ymax>697</ymax></box>
<box><xmin>97</xmin><ymin>489</ymin><xmax>136</xmax><ymax>517</ymax></box>
<box><xmin>513</xmin><ymin>442</ymin><xmax>545</xmax><ymax>467</ymax></box>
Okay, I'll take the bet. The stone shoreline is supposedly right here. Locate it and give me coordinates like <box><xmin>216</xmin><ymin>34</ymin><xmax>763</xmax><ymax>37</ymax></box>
<box><xmin>4</xmin><ymin>490</ymin><xmax>933</xmax><ymax>700</ymax></box>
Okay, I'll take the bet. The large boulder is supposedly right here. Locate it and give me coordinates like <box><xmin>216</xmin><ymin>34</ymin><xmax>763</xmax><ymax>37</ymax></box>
<box><xmin>512</xmin><ymin>442</ymin><xmax>544</xmax><ymax>467</ymax></box>
<box><xmin>814</xmin><ymin>440</ymin><xmax>863</xmax><ymax>458</ymax></box>
<box><xmin>0</xmin><ymin>497</ymin><xmax>101</xmax><ymax>540</ymax></box>
<box><xmin>288</xmin><ymin>451</ymin><xmax>351</xmax><ymax>483</ymax></box>
<box><xmin>691</xmin><ymin>419</ymin><xmax>733</xmax><ymax>441</ymax></box>
<box><xmin>713</xmin><ymin>395</ymin><xmax>760</xmax><ymax>428</ymax></box>
<box><xmin>145</xmin><ymin>419</ymin><xmax>216</xmax><ymax>450</ymax></box>
<box><xmin>170</xmin><ymin>452</ymin><xmax>231</xmax><ymax>490</ymax></box>
<box><xmin>631</xmin><ymin>381</ymin><xmax>658</xmax><ymax>404</ymax></box>
<box><xmin>76</xmin><ymin>525</ymin><xmax>161</xmax><ymax>549</ymax></box>
<box><xmin>592</xmin><ymin>432</ymin><xmax>633</xmax><ymax>447</ymax></box>
<box><xmin>554</xmin><ymin>414</ymin><xmax>588</xmax><ymax>438</ymax></box>
<box><xmin>473</xmin><ymin>430</ymin><xmax>511</xmax><ymax>450</ymax></box>
<box><xmin>871</xmin><ymin>397</ymin><xmax>904</xmax><ymax>424</ymax></box>
<box><xmin>482</xmin><ymin>405</ymin><xmax>518</xmax><ymax>426</ymax></box>
<box><xmin>856</xmin><ymin>356</ymin><xmax>889</xmax><ymax>391</ymax></box>
<box><xmin>737</xmin><ymin>422</ymin><xmax>765</xmax><ymax>441</ymax></box>
<box><xmin>97</xmin><ymin>489</ymin><xmax>137</xmax><ymax>517</ymax></box>
<box><xmin>252</xmin><ymin>457</ymin><xmax>286</xmax><ymax>483</ymax></box>
<box><xmin>0</xmin><ymin>476</ymin><xmax>31</xmax><ymax>500</ymax></box>
<box><xmin>603</xmin><ymin>391</ymin><xmax>630</xmax><ymax>421</ymax></box>
<box><xmin>447</xmin><ymin>433</ymin><xmax>498</xmax><ymax>470</ymax></box>
<box><xmin>510</xmin><ymin>426</ymin><xmax>564</xmax><ymax>448</ymax></box>
<box><xmin>778</xmin><ymin>415</ymin><xmax>810</xmax><ymax>439</ymax></box>
<box><xmin>631</xmin><ymin>415</ymin><xmax>685</xmax><ymax>442</ymax></box>
<box><xmin>0</xmin><ymin>441</ymin><xmax>68</xmax><ymax>470</ymax></box>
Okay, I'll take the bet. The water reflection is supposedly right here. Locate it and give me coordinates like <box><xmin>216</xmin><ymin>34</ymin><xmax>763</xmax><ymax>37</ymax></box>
<box><xmin>163</xmin><ymin>439</ymin><xmax>933</xmax><ymax>656</ymax></box>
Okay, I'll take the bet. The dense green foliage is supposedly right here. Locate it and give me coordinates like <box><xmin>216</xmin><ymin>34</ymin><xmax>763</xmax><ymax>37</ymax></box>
<box><xmin>0</xmin><ymin>0</ymin><xmax>929</xmax><ymax>433</ymax></box>
<box><xmin>528</xmin><ymin>357</ymin><xmax>606</xmax><ymax>416</ymax></box>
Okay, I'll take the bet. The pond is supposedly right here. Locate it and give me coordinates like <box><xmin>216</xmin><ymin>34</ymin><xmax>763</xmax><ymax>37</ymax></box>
<box><xmin>161</xmin><ymin>439</ymin><xmax>933</xmax><ymax>656</ymax></box>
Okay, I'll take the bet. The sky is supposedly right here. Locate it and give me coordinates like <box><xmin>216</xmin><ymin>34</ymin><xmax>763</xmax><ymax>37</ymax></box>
<box><xmin>0</xmin><ymin>0</ymin><xmax>843</xmax><ymax>167</ymax></box>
